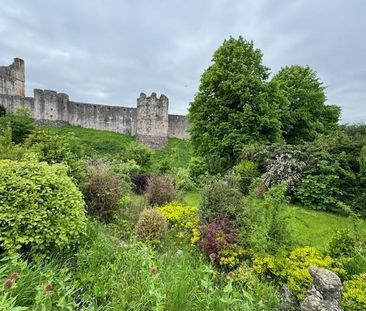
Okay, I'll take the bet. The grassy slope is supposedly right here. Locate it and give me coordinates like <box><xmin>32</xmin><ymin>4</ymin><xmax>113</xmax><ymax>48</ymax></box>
<box><xmin>151</xmin><ymin>138</ymin><xmax>192</xmax><ymax>170</ymax></box>
<box><xmin>44</xmin><ymin>125</ymin><xmax>135</xmax><ymax>157</ymax></box>
<box><xmin>182</xmin><ymin>191</ymin><xmax>366</xmax><ymax>251</ymax></box>
<box><xmin>45</xmin><ymin>126</ymin><xmax>193</xmax><ymax>170</ymax></box>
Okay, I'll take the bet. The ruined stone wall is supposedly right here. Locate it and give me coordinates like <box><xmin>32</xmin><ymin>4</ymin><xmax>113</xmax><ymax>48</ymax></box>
<box><xmin>168</xmin><ymin>114</ymin><xmax>190</xmax><ymax>139</ymax></box>
<box><xmin>0</xmin><ymin>89</ymin><xmax>138</xmax><ymax>135</ymax></box>
<box><xmin>0</xmin><ymin>58</ymin><xmax>190</xmax><ymax>148</ymax></box>
<box><xmin>0</xmin><ymin>58</ymin><xmax>25</xmax><ymax>97</ymax></box>
<box><xmin>0</xmin><ymin>94</ymin><xmax>35</xmax><ymax>114</ymax></box>
<box><xmin>67</xmin><ymin>100</ymin><xmax>137</xmax><ymax>134</ymax></box>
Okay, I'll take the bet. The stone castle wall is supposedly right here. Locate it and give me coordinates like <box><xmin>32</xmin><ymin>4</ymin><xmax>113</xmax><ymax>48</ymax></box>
<box><xmin>0</xmin><ymin>58</ymin><xmax>190</xmax><ymax>148</ymax></box>
<box><xmin>0</xmin><ymin>58</ymin><xmax>25</xmax><ymax>97</ymax></box>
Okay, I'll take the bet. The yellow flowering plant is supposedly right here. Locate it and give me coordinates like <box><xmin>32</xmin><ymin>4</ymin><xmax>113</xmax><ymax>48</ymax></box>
<box><xmin>253</xmin><ymin>246</ymin><xmax>346</xmax><ymax>302</ymax></box>
<box><xmin>157</xmin><ymin>202</ymin><xmax>200</xmax><ymax>245</ymax></box>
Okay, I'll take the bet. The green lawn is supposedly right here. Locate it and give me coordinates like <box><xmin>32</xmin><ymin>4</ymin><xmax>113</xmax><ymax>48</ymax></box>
<box><xmin>287</xmin><ymin>205</ymin><xmax>366</xmax><ymax>251</ymax></box>
<box><xmin>182</xmin><ymin>191</ymin><xmax>366</xmax><ymax>252</ymax></box>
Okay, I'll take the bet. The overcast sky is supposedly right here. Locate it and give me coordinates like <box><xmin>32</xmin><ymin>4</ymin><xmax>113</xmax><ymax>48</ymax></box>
<box><xmin>0</xmin><ymin>0</ymin><xmax>365</xmax><ymax>123</ymax></box>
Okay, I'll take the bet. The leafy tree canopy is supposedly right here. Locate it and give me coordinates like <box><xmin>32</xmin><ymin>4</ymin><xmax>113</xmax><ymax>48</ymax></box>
<box><xmin>272</xmin><ymin>65</ymin><xmax>340</xmax><ymax>144</ymax></box>
<box><xmin>188</xmin><ymin>36</ymin><xmax>282</xmax><ymax>171</ymax></box>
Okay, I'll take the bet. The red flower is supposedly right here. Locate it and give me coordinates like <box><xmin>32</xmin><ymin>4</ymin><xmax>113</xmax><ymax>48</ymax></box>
<box><xmin>44</xmin><ymin>283</ymin><xmax>53</xmax><ymax>292</ymax></box>
<box><xmin>3</xmin><ymin>278</ymin><xmax>13</xmax><ymax>289</ymax></box>
<box><xmin>10</xmin><ymin>272</ymin><xmax>20</xmax><ymax>280</ymax></box>
<box><xmin>150</xmin><ymin>267</ymin><xmax>158</xmax><ymax>275</ymax></box>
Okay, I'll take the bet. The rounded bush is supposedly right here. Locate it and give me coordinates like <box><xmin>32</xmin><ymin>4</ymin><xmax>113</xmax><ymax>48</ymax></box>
<box><xmin>82</xmin><ymin>161</ymin><xmax>124</xmax><ymax>222</ymax></box>
<box><xmin>145</xmin><ymin>175</ymin><xmax>176</xmax><ymax>206</ymax></box>
<box><xmin>0</xmin><ymin>160</ymin><xmax>87</xmax><ymax>255</ymax></box>
<box><xmin>199</xmin><ymin>177</ymin><xmax>243</xmax><ymax>223</ymax></box>
<box><xmin>131</xmin><ymin>173</ymin><xmax>152</xmax><ymax>195</ymax></box>
<box><xmin>135</xmin><ymin>209</ymin><xmax>167</xmax><ymax>242</ymax></box>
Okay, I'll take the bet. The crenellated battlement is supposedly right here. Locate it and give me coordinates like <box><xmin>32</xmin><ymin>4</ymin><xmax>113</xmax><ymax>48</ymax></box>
<box><xmin>0</xmin><ymin>58</ymin><xmax>189</xmax><ymax>148</ymax></box>
<box><xmin>136</xmin><ymin>92</ymin><xmax>169</xmax><ymax>147</ymax></box>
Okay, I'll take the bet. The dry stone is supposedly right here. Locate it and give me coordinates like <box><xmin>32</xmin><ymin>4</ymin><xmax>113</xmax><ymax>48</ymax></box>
<box><xmin>301</xmin><ymin>266</ymin><xmax>343</xmax><ymax>311</ymax></box>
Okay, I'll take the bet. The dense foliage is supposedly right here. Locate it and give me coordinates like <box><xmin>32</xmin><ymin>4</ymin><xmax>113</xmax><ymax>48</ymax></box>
<box><xmin>131</xmin><ymin>173</ymin><xmax>152</xmax><ymax>194</ymax></box>
<box><xmin>199</xmin><ymin>176</ymin><xmax>244</xmax><ymax>223</ymax></box>
<box><xmin>0</xmin><ymin>109</ymin><xmax>35</xmax><ymax>144</ymax></box>
<box><xmin>0</xmin><ymin>160</ymin><xmax>86</xmax><ymax>256</ymax></box>
<box><xmin>145</xmin><ymin>175</ymin><xmax>176</xmax><ymax>206</ymax></box>
<box><xmin>82</xmin><ymin>161</ymin><xmax>126</xmax><ymax>222</ymax></box>
<box><xmin>188</xmin><ymin>36</ymin><xmax>282</xmax><ymax>170</ymax></box>
<box><xmin>272</xmin><ymin>65</ymin><xmax>340</xmax><ymax>144</ymax></box>
<box><xmin>342</xmin><ymin>274</ymin><xmax>366</xmax><ymax>310</ymax></box>
<box><xmin>189</xmin><ymin>37</ymin><xmax>341</xmax><ymax>171</ymax></box>
<box><xmin>135</xmin><ymin>209</ymin><xmax>167</xmax><ymax>242</ymax></box>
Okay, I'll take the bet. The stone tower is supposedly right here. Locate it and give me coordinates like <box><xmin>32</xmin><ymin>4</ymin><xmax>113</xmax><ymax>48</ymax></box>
<box><xmin>0</xmin><ymin>58</ymin><xmax>25</xmax><ymax>96</ymax></box>
<box><xmin>136</xmin><ymin>92</ymin><xmax>169</xmax><ymax>148</ymax></box>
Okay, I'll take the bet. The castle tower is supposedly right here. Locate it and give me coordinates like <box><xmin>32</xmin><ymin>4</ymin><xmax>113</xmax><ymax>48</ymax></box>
<box><xmin>136</xmin><ymin>92</ymin><xmax>169</xmax><ymax>148</ymax></box>
<box><xmin>0</xmin><ymin>58</ymin><xmax>25</xmax><ymax>96</ymax></box>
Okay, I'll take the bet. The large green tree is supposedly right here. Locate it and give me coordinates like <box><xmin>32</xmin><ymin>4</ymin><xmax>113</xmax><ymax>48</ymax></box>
<box><xmin>272</xmin><ymin>65</ymin><xmax>340</xmax><ymax>144</ymax></box>
<box><xmin>188</xmin><ymin>37</ymin><xmax>282</xmax><ymax>171</ymax></box>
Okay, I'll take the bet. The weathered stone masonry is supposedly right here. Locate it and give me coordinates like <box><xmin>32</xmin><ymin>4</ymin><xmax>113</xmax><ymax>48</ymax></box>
<box><xmin>0</xmin><ymin>58</ymin><xmax>190</xmax><ymax>148</ymax></box>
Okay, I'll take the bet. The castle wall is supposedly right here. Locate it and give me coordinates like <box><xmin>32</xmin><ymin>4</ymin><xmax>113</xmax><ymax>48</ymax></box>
<box><xmin>168</xmin><ymin>114</ymin><xmax>190</xmax><ymax>139</ymax></box>
<box><xmin>0</xmin><ymin>94</ymin><xmax>35</xmax><ymax>114</ymax></box>
<box><xmin>0</xmin><ymin>58</ymin><xmax>190</xmax><ymax>148</ymax></box>
<box><xmin>136</xmin><ymin>92</ymin><xmax>169</xmax><ymax>148</ymax></box>
<box><xmin>0</xmin><ymin>58</ymin><xmax>25</xmax><ymax>97</ymax></box>
<box><xmin>66</xmin><ymin>101</ymin><xmax>137</xmax><ymax>134</ymax></box>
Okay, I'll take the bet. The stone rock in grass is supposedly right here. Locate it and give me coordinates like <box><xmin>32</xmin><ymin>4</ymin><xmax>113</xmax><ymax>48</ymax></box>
<box><xmin>301</xmin><ymin>266</ymin><xmax>343</xmax><ymax>311</ymax></box>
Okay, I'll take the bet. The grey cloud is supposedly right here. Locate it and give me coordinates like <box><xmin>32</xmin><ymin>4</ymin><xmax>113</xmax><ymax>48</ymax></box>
<box><xmin>0</xmin><ymin>0</ymin><xmax>365</xmax><ymax>121</ymax></box>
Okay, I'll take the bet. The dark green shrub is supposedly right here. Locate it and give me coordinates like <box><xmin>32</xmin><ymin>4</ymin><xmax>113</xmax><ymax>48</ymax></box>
<box><xmin>360</xmin><ymin>146</ymin><xmax>366</xmax><ymax>177</ymax></box>
<box><xmin>145</xmin><ymin>175</ymin><xmax>176</xmax><ymax>206</ymax></box>
<box><xmin>240</xmin><ymin>184</ymin><xmax>292</xmax><ymax>253</ymax></box>
<box><xmin>295</xmin><ymin>159</ymin><xmax>343</xmax><ymax>211</ymax></box>
<box><xmin>82</xmin><ymin>161</ymin><xmax>125</xmax><ymax>222</ymax></box>
<box><xmin>0</xmin><ymin>109</ymin><xmax>35</xmax><ymax>143</ymax></box>
<box><xmin>24</xmin><ymin>129</ymin><xmax>84</xmax><ymax>163</ymax></box>
<box><xmin>0</xmin><ymin>126</ymin><xmax>25</xmax><ymax>160</ymax></box>
<box><xmin>171</xmin><ymin>168</ymin><xmax>196</xmax><ymax>191</ymax></box>
<box><xmin>0</xmin><ymin>160</ymin><xmax>86</xmax><ymax>255</ymax></box>
<box><xmin>0</xmin><ymin>104</ymin><xmax>6</xmax><ymax>117</ymax></box>
<box><xmin>233</xmin><ymin>161</ymin><xmax>259</xmax><ymax>195</ymax></box>
<box><xmin>119</xmin><ymin>143</ymin><xmax>152</xmax><ymax>171</ymax></box>
<box><xmin>199</xmin><ymin>177</ymin><xmax>244</xmax><ymax>223</ymax></box>
<box><xmin>135</xmin><ymin>209</ymin><xmax>167</xmax><ymax>242</ymax></box>
<box><xmin>328</xmin><ymin>230</ymin><xmax>357</xmax><ymax>258</ymax></box>
<box><xmin>155</xmin><ymin>158</ymin><xmax>172</xmax><ymax>174</ymax></box>
<box><xmin>24</xmin><ymin>129</ymin><xmax>85</xmax><ymax>182</ymax></box>
<box><xmin>188</xmin><ymin>157</ymin><xmax>209</xmax><ymax>185</ymax></box>
<box><xmin>131</xmin><ymin>173</ymin><xmax>152</xmax><ymax>194</ymax></box>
